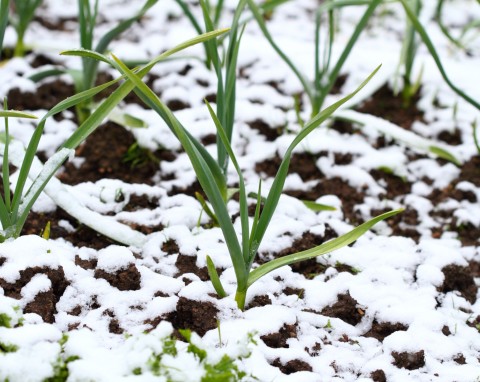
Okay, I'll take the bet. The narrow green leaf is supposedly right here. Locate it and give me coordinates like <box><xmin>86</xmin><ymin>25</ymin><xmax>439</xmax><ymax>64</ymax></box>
<box><xmin>399</xmin><ymin>0</ymin><xmax>480</xmax><ymax>111</ymax></box>
<box><xmin>428</xmin><ymin>146</ymin><xmax>461</xmax><ymax>166</ymax></box>
<box><xmin>109</xmin><ymin>109</ymin><xmax>148</xmax><ymax>128</ymax></box>
<box><xmin>472</xmin><ymin>120</ymin><xmax>480</xmax><ymax>155</ymax></box>
<box><xmin>111</xmin><ymin>54</ymin><xmax>248</xmax><ymax>290</ymax></box>
<box><xmin>248</xmin><ymin>181</ymin><xmax>263</xmax><ymax>264</ymax></box>
<box><xmin>195</xmin><ymin>191</ymin><xmax>219</xmax><ymax>226</ymax></box>
<box><xmin>316</xmin><ymin>0</ymin><xmax>382</xmax><ymax>111</ymax></box>
<box><xmin>60</xmin><ymin>48</ymin><xmax>113</xmax><ymax>65</ymax></box>
<box><xmin>174</xmin><ymin>0</ymin><xmax>204</xmax><ymax>35</ymax></box>
<box><xmin>0</xmin><ymin>194</ymin><xmax>11</xmax><ymax>230</ymax></box>
<box><xmin>247</xmin><ymin>208</ymin><xmax>404</xmax><ymax>287</ymax></box>
<box><xmin>247</xmin><ymin>0</ymin><xmax>313</xmax><ymax>105</ymax></box>
<box><xmin>302</xmin><ymin>200</ymin><xmax>336</xmax><ymax>212</ymax></box>
<box><xmin>250</xmin><ymin>65</ymin><xmax>382</xmax><ymax>259</ymax></box>
<box><xmin>205</xmin><ymin>99</ymin><xmax>250</xmax><ymax>262</ymax></box>
<box><xmin>206</xmin><ymin>255</ymin><xmax>227</xmax><ymax>298</ymax></box>
<box><xmin>41</xmin><ymin>221</ymin><xmax>51</xmax><ymax>240</ymax></box>
<box><xmin>2</xmin><ymin>99</ymin><xmax>11</xmax><ymax>213</ymax></box>
<box><xmin>0</xmin><ymin>111</ymin><xmax>37</xmax><ymax>119</ymax></box>
<box><xmin>0</xmin><ymin>0</ymin><xmax>10</xmax><ymax>59</ymax></box>
<box><xmin>28</xmin><ymin>68</ymin><xmax>71</xmax><ymax>83</ymax></box>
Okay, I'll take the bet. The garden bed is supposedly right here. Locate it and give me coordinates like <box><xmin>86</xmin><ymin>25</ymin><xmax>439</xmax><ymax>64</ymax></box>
<box><xmin>0</xmin><ymin>0</ymin><xmax>480</xmax><ymax>381</ymax></box>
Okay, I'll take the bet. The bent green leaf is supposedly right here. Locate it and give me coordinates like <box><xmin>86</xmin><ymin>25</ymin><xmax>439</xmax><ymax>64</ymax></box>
<box><xmin>247</xmin><ymin>208</ymin><xmax>403</xmax><ymax>288</ymax></box>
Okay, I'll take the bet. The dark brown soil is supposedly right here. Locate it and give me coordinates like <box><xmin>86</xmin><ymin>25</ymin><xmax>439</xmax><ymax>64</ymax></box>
<box><xmin>364</xmin><ymin>320</ymin><xmax>408</xmax><ymax>342</ymax></box>
<box><xmin>356</xmin><ymin>84</ymin><xmax>424</xmax><ymax>130</ymax></box>
<box><xmin>0</xmin><ymin>266</ymin><xmax>69</xmax><ymax>323</ymax></box>
<box><xmin>175</xmin><ymin>254</ymin><xmax>210</xmax><ymax>281</ymax></box>
<box><xmin>392</xmin><ymin>350</ymin><xmax>425</xmax><ymax>370</ymax></box>
<box><xmin>261</xmin><ymin>323</ymin><xmax>297</xmax><ymax>348</ymax></box>
<box><xmin>22</xmin><ymin>209</ymin><xmax>120</xmax><ymax>249</ymax></box>
<box><xmin>248</xmin><ymin>119</ymin><xmax>285</xmax><ymax>142</ymax></box>
<box><xmin>271</xmin><ymin>358</ymin><xmax>312</xmax><ymax>374</ymax></box>
<box><xmin>94</xmin><ymin>263</ymin><xmax>142</xmax><ymax>291</ymax></box>
<box><xmin>247</xmin><ymin>294</ymin><xmax>272</xmax><ymax>308</ymax></box>
<box><xmin>256</xmin><ymin>152</ymin><xmax>323</xmax><ymax>181</ymax></box>
<box><xmin>165</xmin><ymin>297</ymin><xmax>218</xmax><ymax>337</ymax></box>
<box><xmin>320</xmin><ymin>293</ymin><xmax>363</xmax><ymax>326</ymax></box>
<box><xmin>372</xmin><ymin>207</ymin><xmax>420</xmax><ymax>242</ymax></box>
<box><xmin>58</xmin><ymin>122</ymin><xmax>163</xmax><ymax>185</ymax></box>
<box><xmin>7</xmin><ymin>79</ymin><xmax>75</xmax><ymax>111</ymax></box>
<box><xmin>370</xmin><ymin>169</ymin><xmax>412</xmax><ymax>199</ymax></box>
<box><xmin>440</xmin><ymin>264</ymin><xmax>476</xmax><ymax>304</ymax></box>
<box><xmin>2</xmin><ymin>43</ymin><xmax>480</xmax><ymax>379</ymax></box>
<box><xmin>286</xmin><ymin>178</ymin><xmax>365</xmax><ymax>224</ymax></box>
<box><xmin>370</xmin><ymin>369</ymin><xmax>387</xmax><ymax>382</ymax></box>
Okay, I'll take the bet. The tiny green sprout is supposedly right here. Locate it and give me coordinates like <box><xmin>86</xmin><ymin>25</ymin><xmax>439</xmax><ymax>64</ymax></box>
<box><xmin>217</xmin><ymin>319</ymin><xmax>223</xmax><ymax>348</ymax></box>
<box><xmin>58</xmin><ymin>334</ymin><xmax>69</xmax><ymax>347</ymax></box>
<box><xmin>453</xmin><ymin>101</ymin><xmax>459</xmax><ymax>121</ymax></box>
<box><xmin>378</xmin><ymin>166</ymin><xmax>394</xmax><ymax>175</ymax></box>
<box><xmin>296</xmin><ymin>289</ymin><xmax>305</xmax><ymax>300</ymax></box>
<box><xmin>41</xmin><ymin>221</ymin><xmax>51</xmax><ymax>240</ymax></box>
<box><xmin>324</xmin><ymin>319</ymin><xmax>334</xmax><ymax>330</ymax></box>
<box><xmin>122</xmin><ymin>142</ymin><xmax>159</xmax><ymax>169</ymax></box>
<box><xmin>162</xmin><ymin>336</ymin><xmax>178</xmax><ymax>357</ymax></box>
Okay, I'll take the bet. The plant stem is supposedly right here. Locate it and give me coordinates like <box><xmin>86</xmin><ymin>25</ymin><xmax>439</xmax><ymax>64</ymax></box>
<box><xmin>235</xmin><ymin>289</ymin><xmax>247</xmax><ymax>311</ymax></box>
<box><xmin>13</xmin><ymin>33</ymin><xmax>25</xmax><ymax>57</ymax></box>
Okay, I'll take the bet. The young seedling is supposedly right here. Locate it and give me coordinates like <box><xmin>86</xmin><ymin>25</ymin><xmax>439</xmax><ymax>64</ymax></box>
<box><xmin>9</xmin><ymin>0</ymin><xmax>42</xmax><ymax>57</ymax></box>
<box><xmin>398</xmin><ymin>0</ymin><xmax>480</xmax><ymax>112</ymax></box>
<box><xmin>248</xmin><ymin>0</ymin><xmax>382</xmax><ymax>119</ymax></box>
<box><xmin>250</xmin><ymin>0</ymin><xmax>480</xmax><ymax>117</ymax></box>
<box><xmin>110</xmin><ymin>55</ymin><xmax>402</xmax><ymax>310</ymax></box>
<box><xmin>0</xmin><ymin>102</ymin><xmax>37</xmax><ymax>240</ymax></box>
<box><xmin>30</xmin><ymin>0</ymin><xmax>158</xmax><ymax>124</ymax></box>
<box><xmin>394</xmin><ymin>0</ymin><xmax>422</xmax><ymax>107</ymax></box>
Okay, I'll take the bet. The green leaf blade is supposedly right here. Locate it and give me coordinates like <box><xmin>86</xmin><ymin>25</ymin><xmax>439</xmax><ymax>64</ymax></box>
<box><xmin>247</xmin><ymin>208</ymin><xmax>404</xmax><ymax>288</ymax></box>
<box><xmin>206</xmin><ymin>255</ymin><xmax>227</xmax><ymax>298</ymax></box>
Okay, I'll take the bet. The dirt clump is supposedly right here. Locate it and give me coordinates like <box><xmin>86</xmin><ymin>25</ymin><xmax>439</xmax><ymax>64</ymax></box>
<box><xmin>94</xmin><ymin>263</ymin><xmax>142</xmax><ymax>291</ymax></box>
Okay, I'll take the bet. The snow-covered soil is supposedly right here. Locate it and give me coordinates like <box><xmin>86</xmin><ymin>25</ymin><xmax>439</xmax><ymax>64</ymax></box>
<box><xmin>1</xmin><ymin>0</ymin><xmax>480</xmax><ymax>381</ymax></box>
